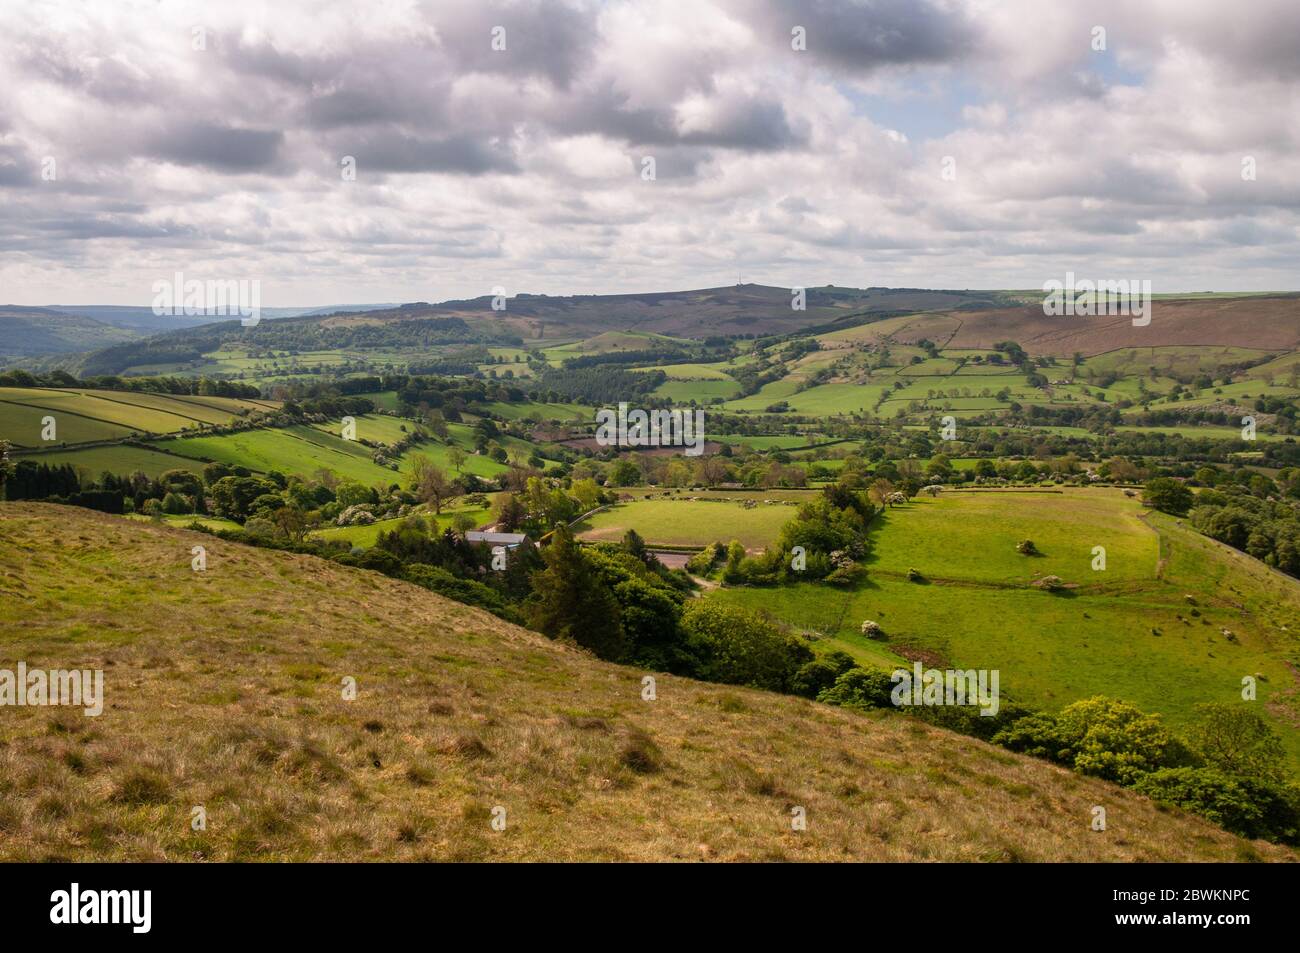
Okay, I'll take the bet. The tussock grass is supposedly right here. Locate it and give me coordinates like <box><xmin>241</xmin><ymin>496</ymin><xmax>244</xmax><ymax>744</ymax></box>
<box><xmin>0</xmin><ymin>502</ymin><xmax>1293</xmax><ymax>862</ymax></box>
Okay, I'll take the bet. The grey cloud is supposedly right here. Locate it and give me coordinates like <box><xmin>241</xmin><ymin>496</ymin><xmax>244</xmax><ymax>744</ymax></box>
<box><xmin>337</xmin><ymin>130</ymin><xmax>518</xmax><ymax>174</ymax></box>
<box><xmin>744</xmin><ymin>0</ymin><xmax>977</xmax><ymax>71</ymax></box>
<box><xmin>305</xmin><ymin>81</ymin><xmax>441</xmax><ymax>129</ymax></box>
<box><xmin>421</xmin><ymin>0</ymin><xmax>597</xmax><ymax>88</ymax></box>
<box><xmin>0</xmin><ymin>139</ymin><xmax>36</xmax><ymax>186</ymax></box>
<box><xmin>144</xmin><ymin>121</ymin><xmax>284</xmax><ymax>172</ymax></box>
<box><xmin>680</xmin><ymin>97</ymin><xmax>806</xmax><ymax>150</ymax></box>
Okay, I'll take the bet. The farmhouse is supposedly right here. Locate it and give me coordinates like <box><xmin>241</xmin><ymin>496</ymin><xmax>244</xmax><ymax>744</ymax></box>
<box><xmin>465</xmin><ymin>531</ymin><xmax>532</xmax><ymax>550</ymax></box>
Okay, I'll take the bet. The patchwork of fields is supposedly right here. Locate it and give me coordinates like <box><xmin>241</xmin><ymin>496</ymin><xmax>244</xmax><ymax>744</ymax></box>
<box><xmin>0</xmin><ymin>386</ymin><xmax>276</xmax><ymax>447</ymax></box>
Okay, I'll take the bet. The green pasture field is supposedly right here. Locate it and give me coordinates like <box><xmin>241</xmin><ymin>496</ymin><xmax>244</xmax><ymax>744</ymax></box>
<box><xmin>622</xmin><ymin>487</ymin><xmax>818</xmax><ymax>503</ymax></box>
<box><xmin>864</xmin><ymin>489</ymin><xmax>1157</xmax><ymax>586</ymax></box>
<box><xmin>707</xmin><ymin>488</ymin><xmax>1300</xmax><ymax>766</ymax></box>
<box><xmin>714</xmin><ymin>434</ymin><xmax>817</xmax><ymax>450</ymax></box>
<box><xmin>312</xmin><ymin>414</ymin><xmax>422</xmax><ymax>445</ymax></box>
<box><xmin>481</xmin><ymin>364</ymin><xmax>535</xmax><ymax>379</ymax></box>
<box><xmin>1138</xmin><ymin>379</ymin><xmax>1300</xmax><ymax>412</ymax></box>
<box><xmin>11</xmin><ymin>444</ymin><xmax>206</xmax><ymax>479</ymax></box>
<box><xmin>356</xmin><ymin>391</ymin><xmax>401</xmax><ymax>412</ymax></box>
<box><xmin>1245</xmin><ymin>352</ymin><xmax>1300</xmax><ymax>381</ymax></box>
<box><xmin>151</xmin><ymin>425</ymin><xmax>408</xmax><ymax>485</ymax></box>
<box><xmin>897</xmin><ymin>358</ymin><xmax>963</xmax><ymax>376</ymax></box>
<box><xmin>725</xmin><ymin>381</ymin><xmax>889</xmax><ymax>416</ymax></box>
<box><xmin>573</xmin><ymin>498</ymin><xmax>795</xmax><ymax>550</ymax></box>
<box><xmin>0</xmin><ymin>386</ymin><xmax>271</xmax><ymax>447</ymax></box>
<box><xmin>1114</xmin><ymin>425</ymin><xmax>1291</xmax><ymax>442</ymax></box>
<box><xmin>1080</xmin><ymin>346</ymin><xmax>1270</xmax><ymax>380</ymax></box>
<box><xmin>641</xmin><ymin>362</ymin><xmax>735</xmax><ymax>380</ymax></box>
<box><xmin>653</xmin><ymin>380</ymin><xmax>741</xmax><ymax>402</ymax></box>
<box><xmin>476</xmin><ymin>400</ymin><xmax>588</xmax><ymax>422</ymax></box>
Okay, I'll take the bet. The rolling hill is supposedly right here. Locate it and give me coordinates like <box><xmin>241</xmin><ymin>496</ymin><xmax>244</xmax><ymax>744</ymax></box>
<box><xmin>0</xmin><ymin>502</ymin><xmax>1291</xmax><ymax>862</ymax></box>
<box><xmin>0</xmin><ymin>307</ymin><xmax>137</xmax><ymax>360</ymax></box>
<box><xmin>0</xmin><ymin>386</ymin><xmax>277</xmax><ymax>449</ymax></box>
<box><xmin>372</xmin><ymin>284</ymin><xmax>1006</xmax><ymax>340</ymax></box>
<box><xmin>817</xmin><ymin>295</ymin><xmax>1300</xmax><ymax>357</ymax></box>
<box><xmin>10</xmin><ymin>285</ymin><xmax>1011</xmax><ymax>375</ymax></box>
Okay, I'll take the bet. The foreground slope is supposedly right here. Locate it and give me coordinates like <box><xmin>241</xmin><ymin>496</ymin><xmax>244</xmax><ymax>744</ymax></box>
<box><xmin>0</xmin><ymin>503</ymin><xmax>1291</xmax><ymax>861</ymax></box>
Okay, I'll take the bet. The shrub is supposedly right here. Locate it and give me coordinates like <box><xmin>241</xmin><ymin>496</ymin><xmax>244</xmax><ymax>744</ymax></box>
<box><xmin>790</xmin><ymin>651</ymin><xmax>856</xmax><ymax>699</ymax></box>
<box><xmin>680</xmin><ymin>601</ymin><xmax>812</xmax><ymax>693</ymax></box>
<box><xmin>816</xmin><ymin>667</ymin><xmax>895</xmax><ymax>710</ymax></box>
<box><xmin>1142</xmin><ymin>477</ymin><xmax>1194</xmax><ymax>516</ymax></box>
<box><xmin>243</xmin><ymin>517</ymin><xmax>276</xmax><ymax>540</ymax></box>
<box><xmin>994</xmin><ymin>710</ymin><xmax>1071</xmax><ymax>760</ymax></box>
<box><xmin>1187</xmin><ymin>702</ymin><xmax>1286</xmax><ymax>781</ymax></box>
<box><xmin>1016</xmin><ymin>539</ymin><xmax>1039</xmax><ymax>555</ymax></box>
<box><xmin>403</xmin><ymin>563</ymin><xmax>516</xmax><ymax>622</ymax></box>
<box><xmin>336</xmin><ymin>504</ymin><xmax>377</xmax><ymax>526</ymax></box>
<box><xmin>994</xmin><ymin>696</ymin><xmax>1195</xmax><ymax>785</ymax></box>
<box><xmin>1134</xmin><ymin>768</ymin><xmax>1300</xmax><ymax>843</ymax></box>
<box><xmin>685</xmin><ymin>543</ymin><xmax>720</xmax><ymax>575</ymax></box>
<box><xmin>912</xmin><ymin>698</ymin><xmax>1034</xmax><ymax>742</ymax></box>
<box><xmin>1059</xmin><ymin>696</ymin><xmax>1196</xmax><ymax>785</ymax></box>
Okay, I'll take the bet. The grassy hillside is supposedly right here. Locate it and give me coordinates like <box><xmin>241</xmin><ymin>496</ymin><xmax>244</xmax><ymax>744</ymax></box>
<box><xmin>151</xmin><ymin>424</ymin><xmax>413</xmax><ymax>485</ymax></box>
<box><xmin>0</xmin><ymin>307</ymin><xmax>138</xmax><ymax>359</ymax></box>
<box><xmin>11</xmin><ymin>445</ymin><xmax>206</xmax><ymax>480</ymax></box>
<box><xmin>0</xmin><ymin>502</ymin><xmax>1289</xmax><ymax>862</ymax></box>
<box><xmin>814</xmin><ymin>296</ymin><xmax>1300</xmax><ymax>357</ymax></box>
<box><xmin>0</xmin><ymin>386</ymin><xmax>275</xmax><ymax>448</ymax></box>
<box><xmin>712</xmin><ymin>488</ymin><xmax>1300</xmax><ymax>766</ymax></box>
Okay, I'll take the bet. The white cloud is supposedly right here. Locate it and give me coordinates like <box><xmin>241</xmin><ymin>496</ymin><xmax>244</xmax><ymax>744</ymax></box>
<box><xmin>0</xmin><ymin>0</ymin><xmax>1296</xmax><ymax>305</ymax></box>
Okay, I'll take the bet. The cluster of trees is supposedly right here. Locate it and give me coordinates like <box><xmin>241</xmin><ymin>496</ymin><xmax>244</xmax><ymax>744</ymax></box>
<box><xmin>3</xmin><ymin>460</ymin><xmax>83</xmax><ymax>502</ymax></box>
<box><xmin>727</xmin><ymin>352</ymin><xmax>787</xmax><ymax>398</ymax></box>
<box><xmin>994</xmin><ymin>698</ymin><xmax>1299</xmax><ymax>844</ymax></box>
<box><xmin>691</xmin><ymin>481</ymin><xmax>880</xmax><ymax>586</ymax></box>
<box><xmin>392</xmin><ymin>375</ymin><xmax>530</xmax><ymax>416</ymax></box>
<box><xmin>1141</xmin><ymin>476</ymin><xmax>1195</xmax><ymax>516</ymax></box>
<box><xmin>80</xmin><ymin>313</ymin><xmax>523</xmax><ymax>376</ymax></box>
<box><xmin>560</xmin><ymin>347</ymin><xmax>690</xmax><ymax>369</ymax></box>
<box><xmin>537</xmin><ymin>365</ymin><xmax>666</xmax><ymax>403</ymax></box>
<box><xmin>1191</xmin><ymin>486</ymin><xmax>1300</xmax><ymax>578</ymax></box>
<box><xmin>491</xmin><ymin>475</ymin><xmax>604</xmax><ymax>537</ymax></box>
<box><xmin>3</xmin><ymin>460</ymin><xmax>201</xmax><ymax>515</ymax></box>
<box><xmin>811</xmin><ymin>663</ymin><xmax>1300</xmax><ymax>845</ymax></box>
<box><xmin>577</xmin><ymin>448</ymin><xmax>807</xmax><ymax>490</ymax></box>
<box><xmin>1135</xmin><ymin>470</ymin><xmax>1300</xmax><ymax>579</ymax></box>
<box><xmin>344</xmin><ymin>515</ymin><xmax>541</xmax><ymax>624</ymax></box>
<box><xmin>0</xmin><ymin>368</ymin><xmax>260</xmax><ymax>399</ymax></box>
<box><xmin>526</xmin><ymin>526</ymin><xmax>821</xmax><ymax>684</ymax></box>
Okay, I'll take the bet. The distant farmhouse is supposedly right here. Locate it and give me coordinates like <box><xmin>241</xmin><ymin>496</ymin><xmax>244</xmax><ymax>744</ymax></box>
<box><xmin>465</xmin><ymin>531</ymin><xmax>533</xmax><ymax>550</ymax></box>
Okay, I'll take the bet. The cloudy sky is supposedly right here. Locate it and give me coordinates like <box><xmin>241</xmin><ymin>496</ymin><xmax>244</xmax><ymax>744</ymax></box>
<box><xmin>1</xmin><ymin>0</ymin><xmax>1298</xmax><ymax>306</ymax></box>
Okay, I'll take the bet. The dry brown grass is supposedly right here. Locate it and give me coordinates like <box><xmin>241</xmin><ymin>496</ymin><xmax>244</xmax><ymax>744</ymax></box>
<box><xmin>822</xmin><ymin>295</ymin><xmax>1300</xmax><ymax>357</ymax></box>
<box><xmin>0</xmin><ymin>502</ymin><xmax>1292</xmax><ymax>862</ymax></box>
